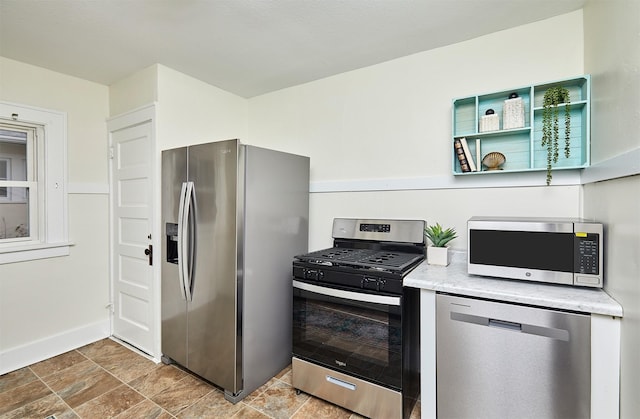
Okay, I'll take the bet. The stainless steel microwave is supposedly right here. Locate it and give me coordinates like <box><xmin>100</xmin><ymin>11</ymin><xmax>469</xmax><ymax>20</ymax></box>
<box><xmin>468</xmin><ymin>217</ymin><xmax>603</xmax><ymax>288</ymax></box>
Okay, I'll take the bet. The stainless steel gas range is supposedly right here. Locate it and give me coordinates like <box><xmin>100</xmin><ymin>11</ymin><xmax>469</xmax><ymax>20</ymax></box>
<box><xmin>292</xmin><ymin>218</ymin><xmax>425</xmax><ymax>419</ymax></box>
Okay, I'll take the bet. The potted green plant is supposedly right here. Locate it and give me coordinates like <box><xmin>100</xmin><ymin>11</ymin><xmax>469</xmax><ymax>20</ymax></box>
<box><xmin>541</xmin><ymin>86</ymin><xmax>571</xmax><ymax>185</ymax></box>
<box><xmin>424</xmin><ymin>223</ymin><xmax>457</xmax><ymax>266</ymax></box>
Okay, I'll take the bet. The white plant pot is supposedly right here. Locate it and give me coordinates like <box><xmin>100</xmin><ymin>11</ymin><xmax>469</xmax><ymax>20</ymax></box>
<box><xmin>427</xmin><ymin>246</ymin><xmax>450</xmax><ymax>266</ymax></box>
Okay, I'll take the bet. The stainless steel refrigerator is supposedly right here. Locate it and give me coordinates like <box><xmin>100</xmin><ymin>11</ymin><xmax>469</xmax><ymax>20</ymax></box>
<box><xmin>161</xmin><ymin>139</ymin><xmax>309</xmax><ymax>403</ymax></box>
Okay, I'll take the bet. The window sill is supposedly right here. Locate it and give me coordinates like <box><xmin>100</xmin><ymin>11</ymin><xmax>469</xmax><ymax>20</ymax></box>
<box><xmin>0</xmin><ymin>242</ymin><xmax>74</xmax><ymax>264</ymax></box>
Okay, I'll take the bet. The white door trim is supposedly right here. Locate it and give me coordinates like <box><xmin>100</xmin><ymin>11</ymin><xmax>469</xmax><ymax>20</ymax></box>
<box><xmin>107</xmin><ymin>103</ymin><xmax>161</xmax><ymax>361</ymax></box>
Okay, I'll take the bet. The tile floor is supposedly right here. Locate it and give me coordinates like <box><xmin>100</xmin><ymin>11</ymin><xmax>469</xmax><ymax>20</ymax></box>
<box><xmin>0</xmin><ymin>338</ymin><xmax>420</xmax><ymax>418</ymax></box>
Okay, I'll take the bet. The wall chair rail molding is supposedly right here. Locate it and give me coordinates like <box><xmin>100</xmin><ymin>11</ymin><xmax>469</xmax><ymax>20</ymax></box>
<box><xmin>308</xmin><ymin>146</ymin><xmax>638</xmax><ymax>193</ymax></box>
<box><xmin>580</xmin><ymin>147</ymin><xmax>640</xmax><ymax>184</ymax></box>
<box><xmin>309</xmin><ymin>170</ymin><xmax>582</xmax><ymax>193</ymax></box>
<box><xmin>67</xmin><ymin>183</ymin><xmax>109</xmax><ymax>194</ymax></box>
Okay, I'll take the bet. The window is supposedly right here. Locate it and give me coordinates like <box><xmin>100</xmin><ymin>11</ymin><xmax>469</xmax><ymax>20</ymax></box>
<box><xmin>0</xmin><ymin>158</ymin><xmax>8</xmax><ymax>198</ymax></box>
<box><xmin>0</xmin><ymin>126</ymin><xmax>33</xmax><ymax>240</ymax></box>
<box><xmin>0</xmin><ymin>102</ymin><xmax>69</xmax><ymax>263</ymax></box>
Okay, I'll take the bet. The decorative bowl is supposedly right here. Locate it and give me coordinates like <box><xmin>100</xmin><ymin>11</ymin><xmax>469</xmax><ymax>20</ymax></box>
<box><xmin>482</xmin><ymin>152</ymin><xmax>506</xmax><ymax>170</ymax></box>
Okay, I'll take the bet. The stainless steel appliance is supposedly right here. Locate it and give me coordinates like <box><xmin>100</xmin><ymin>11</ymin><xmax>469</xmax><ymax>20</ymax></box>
<box><xmin>436</xmin><ymin>293</ymin><xmax>591</xmax><ymax>419</ymax></box>
<box><xmin>161</xmin><ymin>139</ymin><xmax>309</xmax><ymax>403</ymax></box>
<box><xmin>292</xmin><ymin>218</ymin><xmax>425</xmax><ymax>419</ymax></box>
<box><xmin>468</xmin><ymin>216</ymin><xmax>603</xmax><ymax>287</ymax></box>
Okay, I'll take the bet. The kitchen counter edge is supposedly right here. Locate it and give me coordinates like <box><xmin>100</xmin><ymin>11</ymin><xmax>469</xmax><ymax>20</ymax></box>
<box><xmin>404</xmin><ymin>251</ymin><xmax>623</xmax><ymax>317</ymax></box>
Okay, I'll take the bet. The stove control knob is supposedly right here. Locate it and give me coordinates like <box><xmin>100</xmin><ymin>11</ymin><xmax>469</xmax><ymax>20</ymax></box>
<box><xmin>304</xmin><ymin>268</ymin><xmax>323</xmax><ymax>281</ymax></box>
<box><xmin>362</xmin><ymin>277</ymin><xmax>378</xmax><ymax>289</ymax></box>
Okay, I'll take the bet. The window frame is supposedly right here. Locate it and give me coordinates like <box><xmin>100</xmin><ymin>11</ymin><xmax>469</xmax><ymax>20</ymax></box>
<box><xmin>0</xmin><ymin>101</ymin><xmax>70</xmax><ymax>263</ymax></box>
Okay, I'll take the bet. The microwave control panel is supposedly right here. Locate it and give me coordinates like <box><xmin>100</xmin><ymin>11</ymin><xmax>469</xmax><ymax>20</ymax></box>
<box><xmin>575</xmin><ymin>234</ymin><xmax>599</xmax><ymax>275</ymax></box>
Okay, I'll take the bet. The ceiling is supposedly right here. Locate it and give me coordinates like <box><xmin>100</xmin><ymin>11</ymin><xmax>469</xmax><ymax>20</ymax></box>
<box><xmin>0</xmin><ymin>0</ymin><xmax>586</xmax><ymax>98</ymax></box>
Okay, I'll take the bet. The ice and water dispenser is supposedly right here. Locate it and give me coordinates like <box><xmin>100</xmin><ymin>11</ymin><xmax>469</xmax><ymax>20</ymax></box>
<box><xmin>166</xmin><ymin>223</ymin><xmax>179</xmax><ymax>264</ymax></box>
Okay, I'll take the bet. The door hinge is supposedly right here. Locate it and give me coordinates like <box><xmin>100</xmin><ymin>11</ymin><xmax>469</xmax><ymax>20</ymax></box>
<box><xmin>109</xmin><ymin>146</ymin><xmax>114</xmax><ymax>159</ymax></box>
<box><xmin>105</xmin><ymin>302</ymin><xmax>114</xmax><ymax>313</ymax></box>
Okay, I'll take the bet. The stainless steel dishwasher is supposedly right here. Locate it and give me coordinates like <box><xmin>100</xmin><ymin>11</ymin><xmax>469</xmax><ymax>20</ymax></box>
<box><xmin>436</xmin><ymin>293</ymin><xmax>591</xmax><ymax>419</ymax></box>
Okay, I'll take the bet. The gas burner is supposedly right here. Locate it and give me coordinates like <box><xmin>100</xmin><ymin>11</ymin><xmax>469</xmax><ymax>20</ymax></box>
<box><xmin>295</xmin><ymin>247</ymin><xmax>424</xmax><ymax>272</ymax></box>
<box><xmin>316</xmin><ymin>248</ymin><xmax>358</xmax><ymax>258</ymax></box>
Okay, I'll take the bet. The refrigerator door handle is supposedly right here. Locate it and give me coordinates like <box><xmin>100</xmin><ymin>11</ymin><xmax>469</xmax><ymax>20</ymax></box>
<box><xmin>183</xmin><ymin>181</ymin><xmax>196</xmax><ymax>301</ymax></box>
<box><xmin>177</xmin><ymin>182</ymin><xmax>188</xmax><ymax>300</ymax></box>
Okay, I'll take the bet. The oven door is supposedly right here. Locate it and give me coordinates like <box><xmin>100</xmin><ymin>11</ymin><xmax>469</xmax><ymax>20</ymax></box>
<box><xmin>293</xmin><ymin>279</ymin><xmax>402</xmax><ymax>390</ymax></box>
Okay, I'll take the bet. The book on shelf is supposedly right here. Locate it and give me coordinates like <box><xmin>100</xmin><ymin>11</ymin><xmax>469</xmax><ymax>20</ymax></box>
<box><xmin>454</xmin><ymin>138</ymin><xmax>471</xmax><ymax>173</ymax></box>
<box><xmin>460</xmin><ymin>137</ymin><xmax>477</xmax><ymax>171</ymax></box>
<box><xmin>475</xmin><ymin>138</ymin><xmax>481</xmax><ymax>171</ymax></box>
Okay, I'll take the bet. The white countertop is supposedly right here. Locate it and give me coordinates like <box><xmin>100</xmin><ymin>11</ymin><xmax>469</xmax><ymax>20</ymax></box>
<box><xmin>404</xmin><ymin>251</ymin><xmax>623</xmax><ymax>317</ymax></box>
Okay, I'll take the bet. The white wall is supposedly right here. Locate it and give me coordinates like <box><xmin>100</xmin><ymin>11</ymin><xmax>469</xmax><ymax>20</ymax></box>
<box><xmin>0</xmin><ymin>57</ymin><xmax>110</xmax><ymax>371</ymax></box>
<box><xmin>109</xmin><ymin>64</ymin><xmax>248</xmax><ymax>151</ymax></box>
<box><xmin>109</xmin><ymin>64</ymin><xmax>159</xmax><ymax>117</ymax></box>
<box><xmin>310</xmin><ymin>187</ymin><xmax>580</xmax><ymax>250</ymax></box>
<box><xmin>156</xmin><ymin>65</ymin><xmax>248</xmax><ymax>150</ymax></box>
<box><xmin>248</xmin><ymin>11</ymin><xmax>585</xmax><ymax>250</ymax></box>
<box><xmin>584</xmin><ymin>1</ymin><xmax>640</xmax><ymax>162</ymax></box>
<box><xmin>583</xmin><ymin>0</ymin><xmax>640</xmax><ymax>417</ymax></box>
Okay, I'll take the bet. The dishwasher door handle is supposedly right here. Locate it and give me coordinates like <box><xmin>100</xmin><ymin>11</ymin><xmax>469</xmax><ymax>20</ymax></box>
<box><xmin>488</xmin><ymin>318</ymin><xmax>522</xmax><ymax>331</ymax></box>
<box><xmin>451</xmin><ymin>311</ymin><xmax>569</xmax><ymax>341</ymax></box>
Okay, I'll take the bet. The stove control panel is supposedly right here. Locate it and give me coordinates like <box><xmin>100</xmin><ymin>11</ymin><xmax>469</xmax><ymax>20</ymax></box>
<box><xmin>333</xmin><ymin>218</ymin><xmax>426</xmax><ymax>244</ymax></box>
<box><xmin>360</xmin><ymin>223</ymin><xmax>391</xmax><ymax>233</ymax></box>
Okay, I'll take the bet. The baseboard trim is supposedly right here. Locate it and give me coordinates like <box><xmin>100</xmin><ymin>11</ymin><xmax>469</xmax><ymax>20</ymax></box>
<box><xmin>0</xmin><ymin>319</ymin><xmax>110</xmax><ymax>375</ymax></box>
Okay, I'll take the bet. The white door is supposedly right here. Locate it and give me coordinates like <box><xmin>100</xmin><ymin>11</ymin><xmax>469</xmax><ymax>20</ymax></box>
<box><xmin>109</xmin><ymin>116</ymin><xmax>156</xmax><ymax>356</ymax></box>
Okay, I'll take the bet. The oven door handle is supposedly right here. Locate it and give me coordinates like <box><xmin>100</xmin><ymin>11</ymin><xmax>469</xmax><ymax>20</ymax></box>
<box><xmin>293</xmin><ymin>280</ymin><xmax>401</xmax><ymax>306</ymax></box>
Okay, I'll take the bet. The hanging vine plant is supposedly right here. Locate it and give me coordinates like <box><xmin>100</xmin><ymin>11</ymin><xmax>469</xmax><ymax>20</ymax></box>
<box><xmin>541</xmin><ymin>86</ymin><xmax>571</xmax><ymax>185</ymax></box>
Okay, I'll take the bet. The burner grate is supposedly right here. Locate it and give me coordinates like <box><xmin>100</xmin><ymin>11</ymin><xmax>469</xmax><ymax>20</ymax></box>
<box><xmin>296</xmin><ymin>247</ymin><xmax>423</xmax><ymax>271</ymax></box>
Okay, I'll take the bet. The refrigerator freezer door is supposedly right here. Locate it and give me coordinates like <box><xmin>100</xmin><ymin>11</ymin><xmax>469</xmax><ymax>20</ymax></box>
<box><xmin>186</xmin><ymin>139</ymin><xmax>240</xmax><ymax>392</ymax></box>
<box><xmin>241</xmin><ymin>145</ymin><xmax>310</xmax><ymax>396</ymax></box>
<box><xmin>161</xmin><ymin>147</ymin><xmax>188</xmax><ymax>367</ymax></box>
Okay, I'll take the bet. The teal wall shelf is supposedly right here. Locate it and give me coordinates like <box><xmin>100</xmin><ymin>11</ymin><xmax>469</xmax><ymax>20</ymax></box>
<box><xmin>452</xmin><ymin>76</ymin><xmax>590</xmax><ymax>176</ymax></box>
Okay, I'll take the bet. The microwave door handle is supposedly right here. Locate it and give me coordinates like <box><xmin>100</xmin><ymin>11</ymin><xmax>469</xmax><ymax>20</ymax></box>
<box><xmin>293</xmin><ymin>280</ymin><xmax>401</xmax><ymax>307</ymax></box>
<box><xmin>182</xmin><ymin>181</ymin><xmax>195</xmax><ymax>302</ymax></box>
<box><xmin>177</xmin><ymin>182</ymin><xmax>188</xmax><ymax>300</ymax></box>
